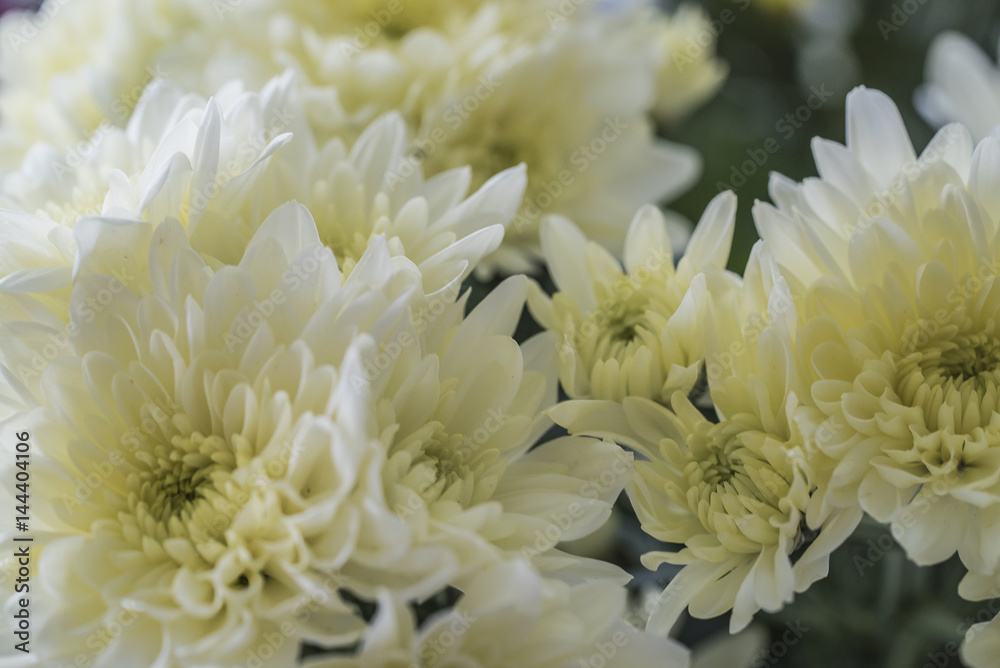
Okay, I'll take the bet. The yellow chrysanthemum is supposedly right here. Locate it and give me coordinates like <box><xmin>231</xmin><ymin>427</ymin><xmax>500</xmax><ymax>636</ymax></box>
<box><xmin>550</xmin><ymin>242</ymin><xmax>861</xmax><ymax>632</ymax></box>
<box><xmin>755</xmin><ymin>86</ymin><xmax>1000</xmax><ymax>572</ymax></box>
<box><xmin>527</xmin><ymin>192</ymin><xmax>739</xmax><ymax>403</ymax></box>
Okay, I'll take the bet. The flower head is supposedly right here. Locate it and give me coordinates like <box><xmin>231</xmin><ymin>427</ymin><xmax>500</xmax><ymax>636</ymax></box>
<box><xmin>0</xmin><ymin>204</ymin><xmax>414</xmax><ymax>667</ymax></box>
<box><xmin>0</xmin><ymin>190</ymin><xmax>634</xmax><ymax>664</ymax></box>
<box><xmin>528</xmin><ymin>192</ymin><xmax>739</xmax><ymax>403</ymax></box>
<box><xmin>550</xmin><ymin>242</ymin><xmax>860</xmax><ymax>632</ymax></box>
<box><xmin>0</xmin><ymin>69</ymin><xmax>527</xmax><ymax>344</ymax></box>
<box><xmin>754</xmin><ymin>86</ymin><xmax>1000</xmax><ymax>571</ymax></box>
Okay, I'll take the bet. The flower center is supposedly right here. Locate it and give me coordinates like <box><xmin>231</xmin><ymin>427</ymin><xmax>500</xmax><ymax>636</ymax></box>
<box><xmin>587</xmin><ymin>294</ymin><xmax>652</xmax><ymax>362</ymax></box>
<box><xmin>125</xmin><ymin>428</ymin><xmax>239</xmax><ymax>548</ymax></box>
<box><xmin>934</xmin><ymin>334</ymin><xmax>1000</xmax><ymax>382</ymax></box>
<box><xmin>390</xmin><ymin>419</ymin><xmax>506</xmax><ymax>510</ymax></box>
<box><xmin>695</xmin><ymin>441</ymin><xmax>739</xmax><ymax>488</ymax></box>
<box><xmin>894</xmin><ymin>323</ymin><xmax>1000</xmax><ymax>428</ymax></box>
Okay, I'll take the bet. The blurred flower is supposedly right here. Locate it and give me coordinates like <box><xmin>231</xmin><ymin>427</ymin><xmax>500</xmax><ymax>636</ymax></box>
<box><xmin>0</xmin><ymin>70</ymin><xmax>527</xmax><ymax>339</ymax></box>
<box><xmin>919</xmin><ymin>31</ymin><xmax>1000</xmax><ymax>141</ymax></box>
<box><xmin>306</xmin><ymin>560</ymin><xmax>691</xmax><ymax>668</ymax></box>
<box><xmin>963</xmin><ymin>620</ymin><xmax>1000</xmax><ymax>668</ymax></box>
<box><xmin>0</xmin><ymin>0</ymin><xmax>723</xmax><ymax>273</ymax></box>
<box><xmin>957</xmin><ymin>571</ymin><xmax>1000</xmax><ymax>668</ymax></box>
<box><xmin>691</xmin><ymin>626</ymin><xmax>769</xmax><ymax>668</ymax></box>
<box><xmin>527</xmin><ymin>192</ymin><xmax>739</xmax><ymax>403</ymax></box>
<box><xmin>649</xmin><ymin>3</ymin><xmax>729</xmax><ymax>125</ymax></box>
<box><xmin>550</xmin><ymin>242</ymin><xmax>861</xmax><ymax>633</ymax></box>
<box><xmin>416</xmin><ymin>16</ymin><xmax>702</xmax><ymax>274</ymax></box>
<box><xmin>754</xmin><ymin>87</ymin><xmax>1000</xmax><ymax>574</ymax></box>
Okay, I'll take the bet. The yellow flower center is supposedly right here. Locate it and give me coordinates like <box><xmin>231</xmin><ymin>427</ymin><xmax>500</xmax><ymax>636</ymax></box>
<box><xmin>125</xmin><ymin>427</ymin><xmax>244</xmax><ymax>551</ymax></box>
<box><xmin>390</xmin><ymin>419</ymin><xmax>506</xmax><ymax>510</ymax></box>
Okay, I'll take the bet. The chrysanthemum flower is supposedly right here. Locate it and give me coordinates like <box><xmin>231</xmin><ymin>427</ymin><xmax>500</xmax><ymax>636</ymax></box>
<box><xmin>0</xmin><ymin>71</ymin><xmax>293</xmax><ymax>341</ymax></box>
<box><xmin>527</xmin><ymin>192</ymin><xmax>739</xmax><ymax>403</ymax></box>
<box><xmin>0</xmin><ymin>69</ymin><xmax>527</xmax><ymax>337</ymax></box>
<box><xmin>754</xmin><ymin>86</ymin><xmax>1000</xmax><ymax>572</ymax></box>
<box><xmin>415</xmin><ymin>15</ymin><xmax>702</xmax><ymax>274</ymax></box>
<box><xmin>261</xmin><ymin>99</ymin><xmax>526</xmax><ymax>297</ymax></box>
<box><xmin>549</xmin><ymin>243</ymin><xmax>861</xmax><ymax>632</ymax></box>
<box><xmin>0</xmin><ymin>193</ymin><xmax>632</xmax><ymax>664</ymax></box>
<box><xmin>0</xmin><ymin>206</ymin><xmax>414</xmax><ymax>667</ymax></box>
<box><xmin>0</xmin><ymin>0</ymin><xmax>718</xmax><ymax>272</ymax></box>
<box><xmin>305</xmin><ymin>560</ymin><xmax>691</xmax><ymax>668</ymax></box>
<box><xmin>919</xmin><ymin>31</ymin><xmax>1000</xmax><ymax>141</ymax></box>
<box><xmin>351</xmin><ymin>272</ymin><xmax>633</xmax><ymax>594</ymax></box>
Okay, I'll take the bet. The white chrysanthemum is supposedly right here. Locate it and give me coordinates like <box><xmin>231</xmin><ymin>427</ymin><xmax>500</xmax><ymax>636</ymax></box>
<box><xmin>0</xmin><ymin>70</ymin><xmax>293</xmax><ymax>338</ymax></box>
<box><xmin>964</xmin><ymin>618</ymin><xmax>1000</xmax><ymax>668</ymax></box>
<box><xmin>0</xmin><ymin>193</ymin><xmax>631</xmax><ymax>665</ymax></box>
<box><xmin>260</xmin><ymin>95</ymin><xmax>526</xmax><ymax>297</ymax></box>
<box><xmin>919</xmin><ymin>32</ymin><xmax>1000</xmax><ymax>141</ymax></box>
<box><xmin>527</xmin><ymin>192</ymin><xmax>739</xmax><ymax>404</ymax></box>
<box><xmin>353</xmin><ymin>273</ymin><xmax>634</xmax><ymax>595</ymax></box>
<box><xmin>753</xmin><ymin>86</ymin><xmax>1000</xmax><ymax>572</ymax></box>
<box><xmin>0</xmin><ymin>69</ymin><xmax>528</xmax><ymax>331</ymax></box>
<box><xmin>0</xmin><ymin>205</ymin><xmax>419</xmax><ymax>667</ymax></box>
<box><xmin>0</xmin><ymin>0</ymin><xmax>715</xmax><ymax>272</ymax></box>
<box><xmin>550</xmin><ymin>243</ymin><xmax>861</xmax><ymax>633</ymax></box>
<box><xmin>306</xmin><ymin>560</ymin><xmax>691</xmax><ymax>668</ymax></box>
<box><xmin>0</xmin><ymin>0</ymin><xmax>172</xmax><ymax>171</ymax></box>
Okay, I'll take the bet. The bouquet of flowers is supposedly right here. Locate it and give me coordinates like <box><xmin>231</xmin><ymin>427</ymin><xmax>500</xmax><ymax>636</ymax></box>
<box><xmin>0</xmin><ymin>0</ymin><xmax>998</xmax><ymax>667</ymax></box>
